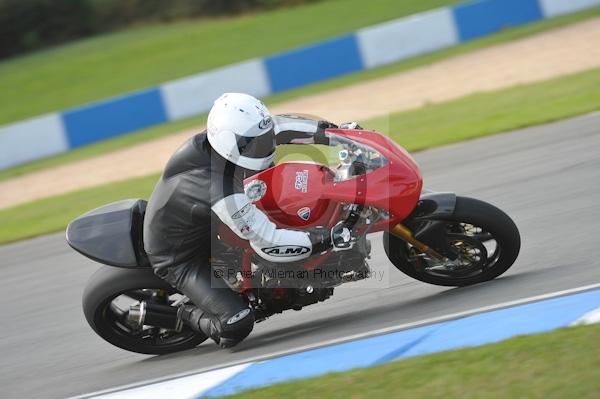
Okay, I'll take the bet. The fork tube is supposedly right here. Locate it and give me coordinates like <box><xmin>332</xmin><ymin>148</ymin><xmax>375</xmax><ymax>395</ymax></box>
<box><xmin>390</xmin><ymin>224</ymin><xmax>446</xmax><ymax>261</ymax></box>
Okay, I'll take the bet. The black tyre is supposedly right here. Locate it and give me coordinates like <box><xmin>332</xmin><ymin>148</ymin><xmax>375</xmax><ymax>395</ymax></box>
<box><xmin>82</xmin><ymin>266</ymin><xmax>207</xmax><ymax>355</ymax></box>
<box><xmin>384</xmin><ymin>196</ymin><xmax>520</xmax><ymax>287</ymax></box>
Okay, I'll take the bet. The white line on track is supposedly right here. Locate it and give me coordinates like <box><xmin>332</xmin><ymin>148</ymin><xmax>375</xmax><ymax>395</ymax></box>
<box><xmin>71</xmin><ymin>282</ymin><xmax>600</xmax><ymax>399</ymax></box>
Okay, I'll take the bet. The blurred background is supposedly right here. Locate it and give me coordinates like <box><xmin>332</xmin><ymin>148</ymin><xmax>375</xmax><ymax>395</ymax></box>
<box><xmin>0</xmin><ymin>0</ymin><xmax>322</xmax><ymax>59</ymax></box>
<box><xmin>1</xmin><ymin>0</ymin><xmax>599</xmax><ymax>398</ymax></box>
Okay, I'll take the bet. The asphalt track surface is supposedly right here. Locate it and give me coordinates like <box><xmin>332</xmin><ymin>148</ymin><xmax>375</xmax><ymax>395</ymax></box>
<box><xmin>1</xmin><ymin>113</ymin><xmax>599</xmax><ymax>398</ymax></box>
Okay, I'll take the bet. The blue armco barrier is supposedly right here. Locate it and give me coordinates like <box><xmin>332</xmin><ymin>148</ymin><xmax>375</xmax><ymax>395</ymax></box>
<box><xmin>356</xmin><ymin>8</ymin><xmax>459</xmax><ymax>69</ymax></box>
<box><xmin>62</xmin><ymin>88</ymin><xmax>167</xmax><ymax>148</ymax></box>
<box><xmin>540</xmin><ymin>0</ymin><xmax>600</xmax><ymax>18</ymax></box>
<box><xmin>453</xmin><ymin>0</ymin><xmax>543</xmax><ymax>41</ymax></box>
<box><xmin>160</xmin><ymin>59</ymin><xmax>271</xmax><ymax>121</ymax></box>
<box><xmin>265</xmin><ymin>34</ymin><xmax>364</xmax><ymax>92</ymax></box>
<box><xmin>0</xmin><ymin>113</ymin><xmax>68</xmax><ymax>169</ymax></box>
<box><xmin>1</xmin><ymin>0</ymin><xmax>598</xmax><ymax>169</ymax></box>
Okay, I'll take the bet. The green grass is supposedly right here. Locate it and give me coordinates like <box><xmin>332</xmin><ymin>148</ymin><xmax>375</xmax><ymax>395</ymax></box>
<box><xmin>0</xmin><ymin>0</ymin><xmax>461</xmax><ymax>126</ymax></box>
<box><xmin>0</xmin><ymin>174</ymin><xmax>160</xmax><ymax>244</ymax></box>
<box><xmin>1</xmin><ymin>67</ymin><xmax>599</xmax><ymax>244</ymax></box>
<box><xmin>0</xmin><ymin>6</ymin><xmax>598</xmax><ymax>182</ymax></box>
<box><xmin>368</xmin><ymin>68</ymin><xmax>600</xmax><ymax>152</ymax></box>
<box><xmin>224</xmin><ymin>324</ymin><xmax>600</xmax><ymax>399</ymax></box>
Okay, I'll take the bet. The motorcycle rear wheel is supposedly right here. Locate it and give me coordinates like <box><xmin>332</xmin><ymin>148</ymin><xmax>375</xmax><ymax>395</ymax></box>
<box><xmin>384</xmin><ymin>196</ymin><xmax>520</xmax><ymax>287</ymax></box>
<box><xmin>82</xmin><ymin>266</ymin><xmax>207</xmax><ymax>355</ymax></box>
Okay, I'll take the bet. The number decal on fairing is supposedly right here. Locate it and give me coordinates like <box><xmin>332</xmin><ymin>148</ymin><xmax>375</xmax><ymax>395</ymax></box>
<box><xmin>294</xmin><ymin>170</ymin><xmax>309</xmax><ymax>193</ymax></box>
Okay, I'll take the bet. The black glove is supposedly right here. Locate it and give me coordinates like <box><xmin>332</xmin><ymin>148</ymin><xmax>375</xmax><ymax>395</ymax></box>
<box><xmin>318</xmin><ymin>120</ymin><xmax>338</xmax><ymax>130</ymax></box>
<box><xmin>308</xmin><ymin>226</ymin><xmax>332</xmax><ymax>255</ymax></box>
<box><xmin>314</xmin><ymin>121</ymin><xmax>338</xmax><ymax>145</ymax></box>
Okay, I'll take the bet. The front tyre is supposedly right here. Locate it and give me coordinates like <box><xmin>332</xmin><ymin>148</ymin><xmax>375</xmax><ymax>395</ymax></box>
<box><xmin>384</xmin><ymin>196</ymin><xmax>520</xmax><ymax>287</ymax></box>
<box><xmin>82</xmin><ymin>266</ymin><xmax>207</xmax><ymax>355</ymax></box>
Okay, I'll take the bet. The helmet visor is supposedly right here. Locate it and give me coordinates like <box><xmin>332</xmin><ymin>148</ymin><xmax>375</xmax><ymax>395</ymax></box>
<box><xmin>235</xmin><ymin>129</ymin><xmax>276</xmax><ymax>160</ymax></box>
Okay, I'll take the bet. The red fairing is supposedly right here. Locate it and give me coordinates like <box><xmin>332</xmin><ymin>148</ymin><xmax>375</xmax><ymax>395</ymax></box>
<box><xmin>244</xmin><ymin>162</ymin><xmax>340</xmax><ymax>228</ymax></box>
<box><xmin>244</xmin><ymin>128</ymin><xmax>422</xmax><ymax>230</ymax></box>
<box><xmin>328</xmin><ymin>128</ymin><xmax>422</xmax><ymax>223</ymax></box>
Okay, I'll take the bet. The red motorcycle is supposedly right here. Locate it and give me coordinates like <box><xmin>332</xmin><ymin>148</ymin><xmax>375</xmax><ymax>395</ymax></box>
<box><xmin>68</xmin><ymin>128</ymin><xmax>520</xmax><ymax>354</ymax></box>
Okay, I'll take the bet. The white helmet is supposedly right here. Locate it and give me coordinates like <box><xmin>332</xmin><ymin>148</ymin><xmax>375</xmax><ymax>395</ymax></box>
<box><xmin>207</xmin><ymin>93</ymin><xmax>275</xmax><ymax>170</ymax></box>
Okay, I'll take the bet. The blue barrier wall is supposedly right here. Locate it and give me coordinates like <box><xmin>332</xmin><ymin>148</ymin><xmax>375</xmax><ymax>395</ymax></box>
<box><xmin>265</xmin><ymin>34</ymin><xmax>364</xmax><ymax>92</ymax></box>
<box><xmin>454</xmin><ymin>0</ymin><xmax>543</xmax><ymax>41</ymax></box>
<box><xmin>62</xmin><ymin>88</ymin><xmax>167</xmax><ymax>148</ymax></box>
<box><xmin>1</xmin><ymin>0</ymin><xmax>598</xmax><ymax>169</ymax></box>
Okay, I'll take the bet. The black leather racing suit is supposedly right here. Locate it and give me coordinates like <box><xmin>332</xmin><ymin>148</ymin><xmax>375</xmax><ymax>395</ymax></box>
<box><xmin>143</xmin><ymin>115</ymin><xmax>331</xmax><ymax>346</ymax></box>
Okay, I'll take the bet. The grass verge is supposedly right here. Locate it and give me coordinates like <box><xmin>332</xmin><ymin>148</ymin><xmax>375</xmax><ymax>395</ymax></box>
<box><xmin>0</xmin><ymin>6</ymin><xmax>598</xmax><ymax>182</ymax></box>
<box><xmin>0</xmin><ymin>67</ymin><xmax>599</xmax><ymax>244</ymax></box>
<box><xmin>0</xmin><ymin>0</ymin><xmax>460</xmax><ymax>125</ymax></box>
<box><xmin>368</xmin><ymin>68</ymin><xmax>600</xmax><ymax>152</ymax></box>
<box><xmin>224</xmin><ymin>324</ymin><xmax>600</xmax><ymax>399</ymax></box>
<box><xmin>0</xmin><ymin>174</ymin><xmax>160</xmax><ymax>244</ymax></box>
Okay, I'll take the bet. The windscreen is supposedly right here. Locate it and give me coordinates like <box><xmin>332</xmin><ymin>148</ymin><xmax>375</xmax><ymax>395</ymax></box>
<box><xmin>327</xmin><ymin>133</ymin><xmax>388</xmax><ymax>182</ymax></box>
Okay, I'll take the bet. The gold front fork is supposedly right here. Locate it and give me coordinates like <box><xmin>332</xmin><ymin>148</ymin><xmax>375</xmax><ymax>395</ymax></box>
<box><xmin>390</xmin><ymin>224</ymin><xmax>446</xmax><ymax>261</ymax></box>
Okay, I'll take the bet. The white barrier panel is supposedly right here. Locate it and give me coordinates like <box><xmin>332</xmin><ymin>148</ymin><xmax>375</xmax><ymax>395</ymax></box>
<box><xmin>539</xmin><ymin>0</ymin><xmax>600</xmax><ymax>17</ymax></box>
<box><xmin>356</xmin><ymin>8</ymin><xmax>459</xmax><ymax>69</ymax></box>
<box><xmin>161</xmin><ymin>59</ymin><xmax>271</xmax><ymax>121</ymax></box>
<box><xmin>0</xmin><ymin>114</ymin><xmax>68</xmax><ymax>170</ymax></box>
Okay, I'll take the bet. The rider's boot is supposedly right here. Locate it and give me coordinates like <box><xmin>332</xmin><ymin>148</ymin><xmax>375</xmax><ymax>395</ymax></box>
<box><xmin>177</xmin><ymin>305</ymin><xmax>244</xmax><ymax>349</ymax></box>
<box><xmin>178</xmin><ymin>305</ymin><xmax>221</xmax><ymax>343</ymax></box>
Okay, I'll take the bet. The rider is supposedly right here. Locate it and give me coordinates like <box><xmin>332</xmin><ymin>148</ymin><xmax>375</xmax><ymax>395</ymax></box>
<box><xmin>143</xmin><ymin>93</ymin><xmax>356</xmax><ymax>348</ymax></box>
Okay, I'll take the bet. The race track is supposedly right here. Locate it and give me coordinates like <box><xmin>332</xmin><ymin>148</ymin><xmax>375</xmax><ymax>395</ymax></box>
<box><xmin>1</xmin><ymin>113</ymin><xmax>599</xmax><ymax>399</ymax></box>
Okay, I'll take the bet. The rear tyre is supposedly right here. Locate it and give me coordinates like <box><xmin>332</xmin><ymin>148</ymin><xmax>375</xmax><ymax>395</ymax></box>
<box><xmin>384</xmin><ymin>196</ymin><xmax>520</xmax><ymax>287</ymax></box>
<box><xmin>82</xmin><ymin>266</ymin><xmax>207</xmax><ymax>355</ymax></box>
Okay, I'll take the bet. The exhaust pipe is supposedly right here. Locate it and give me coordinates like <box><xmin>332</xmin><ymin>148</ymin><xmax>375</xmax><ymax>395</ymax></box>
<box><xmin>128</xmin><ymin>301</ymin><xmax>182</xmax><ymax>331</ymax></box>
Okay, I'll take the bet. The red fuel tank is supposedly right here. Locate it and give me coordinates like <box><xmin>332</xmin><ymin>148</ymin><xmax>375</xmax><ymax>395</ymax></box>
<box><xmin>244</xmin><ymin>162</ymin><xmax>338</xmax><ymax>228</ymax></box>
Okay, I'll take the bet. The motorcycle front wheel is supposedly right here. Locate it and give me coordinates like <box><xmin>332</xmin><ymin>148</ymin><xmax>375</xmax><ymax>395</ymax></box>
<box><xmin>82</xmin><ymin>266</ymin><xmax>207</xmax><ymax>355</ymax></box>
<box><xmin>384</xmin><ymin>196</ymin><xmax>520</xmax><ymax>287</ymax></box>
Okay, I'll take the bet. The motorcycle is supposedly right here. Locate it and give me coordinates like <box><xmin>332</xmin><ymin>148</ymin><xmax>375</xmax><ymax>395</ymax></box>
<box><xmin>67</xmin><ymin>127</ymin><xmax>520</xmax><ymax>354</ymax></box>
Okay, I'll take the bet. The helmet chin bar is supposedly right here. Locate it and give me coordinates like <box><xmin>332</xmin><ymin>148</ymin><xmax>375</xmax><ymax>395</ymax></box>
<box><xmin>208</xmin><ymin>130</ymin><xmax>275</xmax><ymax>171</ymax></box>
<box><xmin>234</xmin><ymin>153</ymin><xmax>275</xmax><ymax>171</ymax></box>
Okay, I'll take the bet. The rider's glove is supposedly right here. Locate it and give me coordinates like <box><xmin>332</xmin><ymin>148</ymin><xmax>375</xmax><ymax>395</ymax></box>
<box><xmin>318</xmin><ymin>121</ymin><xmax>338</xmax><ymax>130</ymax></box>
<box><xmin>339</xmin><ymin>122</ymin><xmax>363</xmax><ymax>130</ymax></box>
<box><xmin>314</xmin><ymin>121</ymin><xmax>338</xmax><ymax>145</ymax></box>
<box><xmin>308</xmin><ymin>226</ymin><xmax>332</xmax><ymax>255</ymax></box>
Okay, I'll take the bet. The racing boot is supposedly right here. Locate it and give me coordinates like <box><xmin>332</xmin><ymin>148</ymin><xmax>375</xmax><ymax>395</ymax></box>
<box><xmin>177</xmin><ymin>305</ymin><xmax>223</xmax><ymax>346</ymax></box>
<box><xmin>177</xmin><ymin>305</ymin><xmax>252</xmax><ymax>348</ymax></box>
